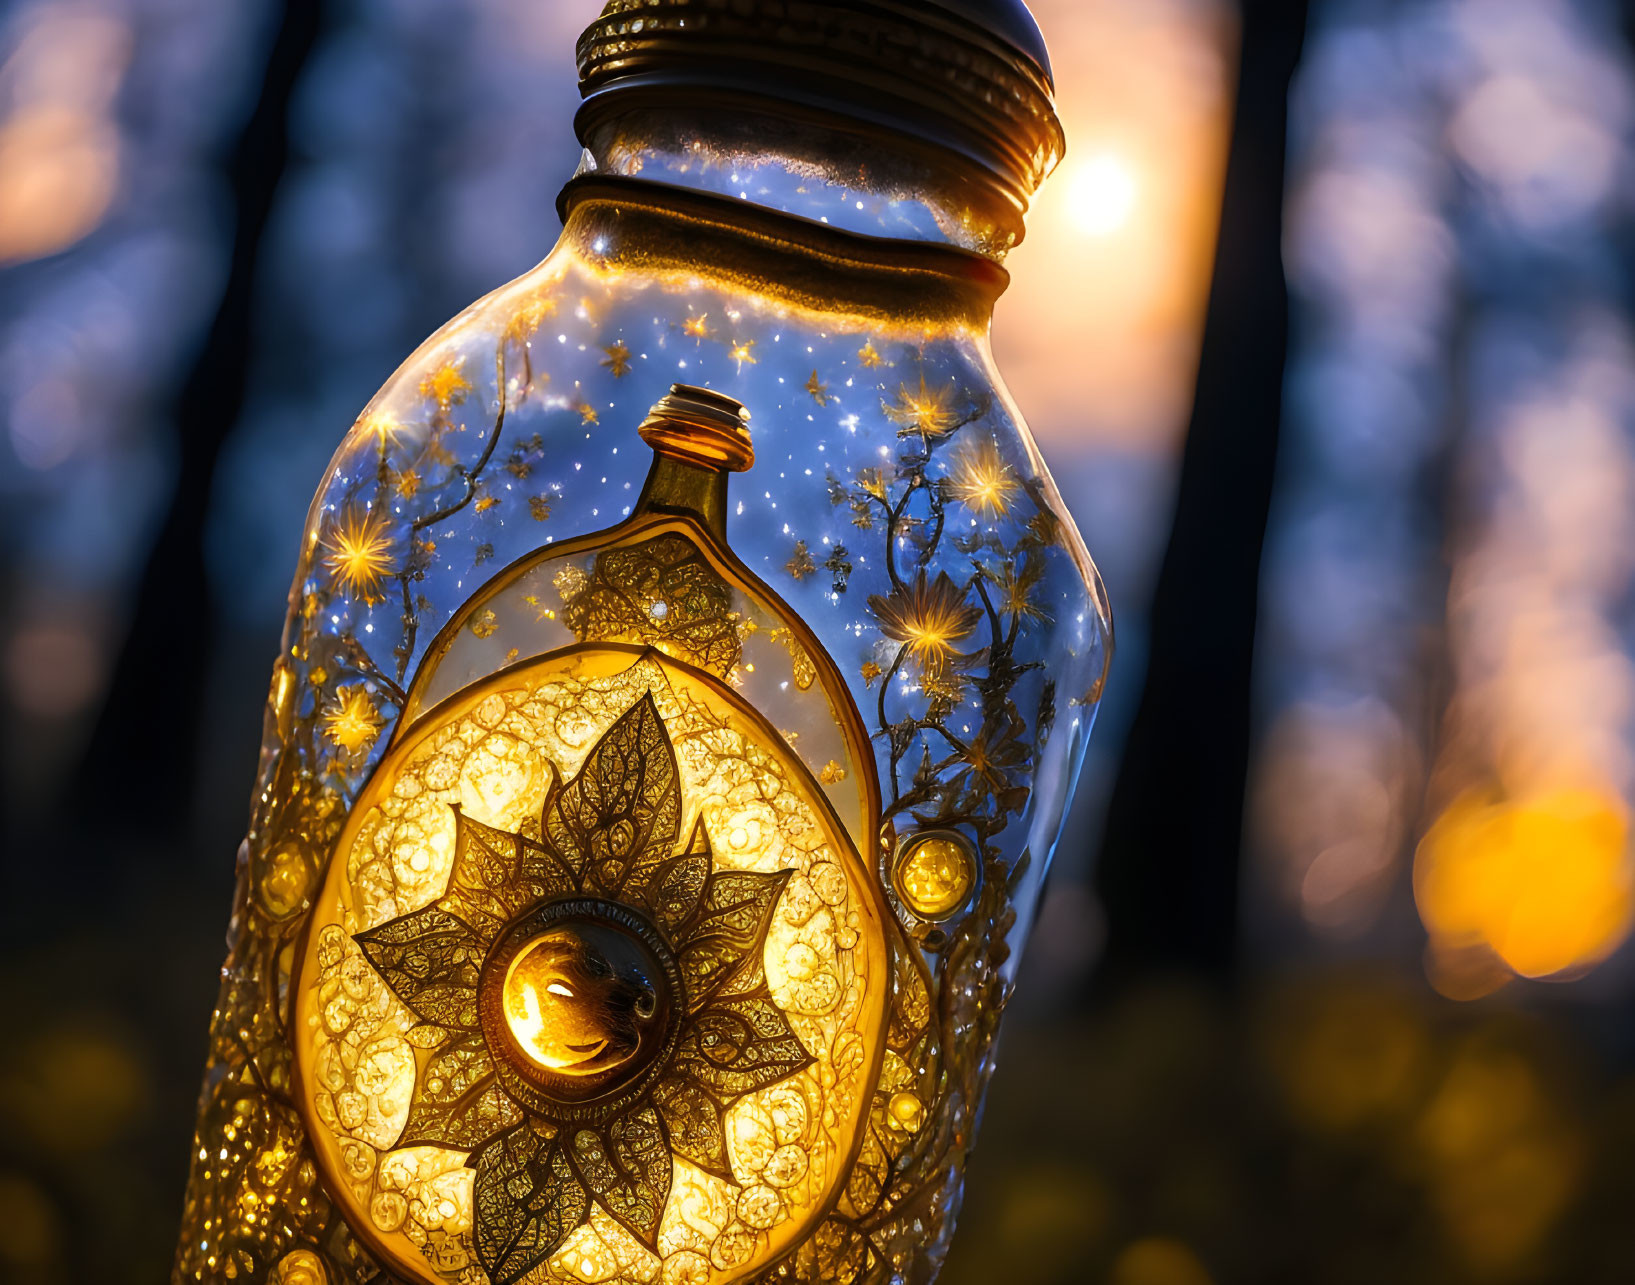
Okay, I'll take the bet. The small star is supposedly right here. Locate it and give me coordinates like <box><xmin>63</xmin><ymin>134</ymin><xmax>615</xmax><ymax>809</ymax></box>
<box><xmin>805</xmin><ymin>371</ymin><xmax>831</xmax><ymax>407</ymax></box>
<box><xmin>322</xmin><ymin>685</ymin><xmax>383</xmax><ymax>754</ymax></box>
<box><xmin>578</xmin><ymin>401</ymin><xmax>599</xmax><ymax>425</ymax></box>
<box><xmin>728</xmin><ymin>339</ymin><xmax>757</xmax><ymax>369</ymax></box>
<box><xmin>601</xmin><ymin>341</ymin><xmax>632</xmax><ymax>377</ymax></box>
<box><xmin>419</xmin><ymin>359</ymin><xmax>472</xmax><ymax>414</ymax></box>
<box><xmin>857</xmin><ymin>341</ymin><xmax>884</xmax><ymax>368</ymax></box>
<box><xmin>785</xmin><ymin>540</ymin><xmax>816</xmax><ymax>581</ymax></box>
<box><xmin>322</xmin><ymin>508</ymin><xmax>395</xmax><ymax>603</ymax></box>
<box><xmin>683</xmin><ymin>314</ymin><xmax>710</xmax><ymax>340</ymax></box>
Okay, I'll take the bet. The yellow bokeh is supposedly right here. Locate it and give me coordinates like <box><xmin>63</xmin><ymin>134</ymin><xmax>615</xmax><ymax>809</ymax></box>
<box><xmin>1415</xmin><ymin>785</ymin><xmax>1633</xmax><ymax>979</ymax></box>
<box><xmin>1109</xmin><ymin>1237</ymin><xmax>1214</xmax><ymax>1285</ymax></box>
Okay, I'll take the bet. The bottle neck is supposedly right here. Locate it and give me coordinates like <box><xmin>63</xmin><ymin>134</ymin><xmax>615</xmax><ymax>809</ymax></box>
<box><xmin>574</xmin><ymin>103</ymin><xmax>1024</xmax><ymax>259</ymax></box>
<box><xmin>634</xmin><ymin>453</ymin><xmax>731</xmax><ymax>540</ymax></box>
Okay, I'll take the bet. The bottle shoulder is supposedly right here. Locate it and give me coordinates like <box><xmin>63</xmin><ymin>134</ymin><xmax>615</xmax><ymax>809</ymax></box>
<box><xmin>312</xmin><ymin>247</ymin><xmax>1108</xmax><ymax>628</ymax></box>
<box><xmin>292</xmin><ymin>250</ymin><xmax>1109</xmax><ymax>842</ymax></box>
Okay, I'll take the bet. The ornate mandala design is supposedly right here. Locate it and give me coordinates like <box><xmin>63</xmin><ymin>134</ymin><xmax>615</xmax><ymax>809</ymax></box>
<box><xmin>294</xmin><ymin>652</ymin><xmax>889</xmax><ymax>1285</ymax></box>
<box><xmin>353</xmin><ymin>694</ymin><xmax>811</xmax><ymax>1283</ymax></box>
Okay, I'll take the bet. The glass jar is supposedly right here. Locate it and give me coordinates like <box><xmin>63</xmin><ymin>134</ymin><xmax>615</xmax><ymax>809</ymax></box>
<box><xmin>176</xmin><ymin>4</ymin><xmax>1111</xmax><ymax>1285</ymax></box>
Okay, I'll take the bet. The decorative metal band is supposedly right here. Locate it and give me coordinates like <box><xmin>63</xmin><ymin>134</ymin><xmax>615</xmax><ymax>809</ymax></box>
<box><xmin>557</xmin><ymin>175</ymin><xmax>1011</xmax><ymax>329</ymax></box>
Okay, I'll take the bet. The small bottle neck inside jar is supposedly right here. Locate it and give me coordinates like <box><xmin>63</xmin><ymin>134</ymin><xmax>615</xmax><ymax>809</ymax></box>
<box><xmin>575</xmin><ymin>104</ymin><xmax>1025</xmax><ymax>260</ymax></box>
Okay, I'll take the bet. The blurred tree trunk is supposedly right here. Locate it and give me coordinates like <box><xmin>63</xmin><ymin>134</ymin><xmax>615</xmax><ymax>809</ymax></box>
<box><xmin>75</xmin><ymin>0</ymin><xmax>324</xmax><ymax>838</ymax></box>
<box><xmin>1092</xmin><ymin>0</ymin><xmax>1308</xmax><ymax>983</ymax></box>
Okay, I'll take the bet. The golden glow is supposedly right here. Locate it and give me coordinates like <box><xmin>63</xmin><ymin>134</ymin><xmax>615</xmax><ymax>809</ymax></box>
<box><xmin>261</xmin><ymin>841</ymin><xmax>314</xmax><ymax>918</ymax></box>
<box><xmin>321</xmin><ymin>508</ymin><xmax>395</xmax><ymax>604</ymax></box>
<box><xmin>948</xmin><ymin>437</ymin><xmax>1018</xmax><ymax>517</ymax></box>
<box><xmin>418</xmin><ymin>359</ymin><xmax>472</xmax><ymax>413</ymax></box>
<box><xmin>888</xmin><ymin>1092</ymin><xmax>924</xmax><ymax>1132</ymax></box>
<box><xmin>869</xmin><ymin>571</ymin><xmax>983</xmax><ymax>679</ymax></box>
<box><xmin>857</xmin><ymin>340</ymin><xmax>884</xmax><ymax>368</ymax></box>
<box><xmin>884</xmin><ymin>374</ymin><xmax>958</xmax><ymax>440</ymax></box>
<box><xmin>1416</xmin><ymin>786</ymin><xmax>1633</xmax><ymax>979</ymax></box>
<box><xmin>294</xmin><ymin>654</ymin><xmax>889</xmax><ymax>1285</ymax></box>
<box><xmin>601</xmin><ymin>340</ymin><xmax>632</xmax><ymax>377</ymax></box>
<box><xmin>362</xmin><ymin>411</ymin><xmax>407</xmax><ymax>447</ymax></box>
<box><xmin>1110</xmin><ymin>1238</ymin><xmax>1215</xmax><ymax>1285</ymax></box>
<box><xmin>500</xmin><ymin>928</ymin><xmax>660</xmax><ymax>1078</ymax></box>
<box><xmin>321</xmin><ymin>684</ymin><xmax>383</xmax><ymax>754</ymax></box>
<box><xmin>682</xmin><ymin>312</ymin><xmax>710</xmax><ymax>339</ymax></box>
<box><xmin>1066</xmin><ymin>151</ymin><xmax>1138</xmax><ymax>236</ymax></box>
<box><xmin>895</xmin><ymin>832</ymin><xmax>976</xmax><ymax>918</ymax></box>
<box><xmin>505</xmin><ymin>969</ymin><xmax>585</xmax><ymax>1068</ymax></box>
<box><xmin>728</xmin><ymin>338</ymin><xmax>758</xmax><ymax>369</ymax></box>
<box><xmin>503</xmin><ymin>293</ymin><xmax>558</xmax><ymax>344</ymax></box>
<box><xmin>271</xmin><ymin>1250</ymin><xmax>330</xmax><ymax>1285</ymax></box>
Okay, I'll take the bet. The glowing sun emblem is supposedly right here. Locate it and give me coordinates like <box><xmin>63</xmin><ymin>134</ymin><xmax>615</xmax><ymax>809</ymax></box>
<box><xmin>501</xmin><ymin>920</ymin><xmax>667</xmax><ymax>1079</ymax></box>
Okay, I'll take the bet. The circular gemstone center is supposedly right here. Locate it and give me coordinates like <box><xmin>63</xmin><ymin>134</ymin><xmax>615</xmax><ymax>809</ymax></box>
<box><xmin>894</xmin><ymin>832</ymin><xmax>976</xmax><ymax>919</ymax></box>
<box><xmin>499</xmin><ymin>918</ymin><xmax>670</xmax><ymax>1094</ymax></box>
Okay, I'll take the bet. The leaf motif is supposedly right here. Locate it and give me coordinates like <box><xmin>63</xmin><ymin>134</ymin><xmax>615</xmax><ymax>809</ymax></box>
<box><xmin>354</xmin><ymin>907</ymin><xmax>484</xmax><ymax>1030</ymax></box>
<box><xmin>675</xmin><ymin>869</ymin><xmax>792</xmax><ymax>1011</ymax></box>
<box><xmin>544</xmin><ymin>693</ymin><xmax>681</xmax><ymax>899</ymax></box>
<box><xmin>396</xmin><ymin>1035</ymin><xmax>523</xmax><ymax>1151</ymax></box>
<box><xmin>567</xmin><ymin>1106</ymin><xmax>673</xmax><ymax>1249</ymax></box>
<box><xmin>642</xmin><ymin>817</ymin><xmax>712</xmax><ymax>936</ymax></box>
<box><xmin>441</xmin><ymin>808</ymin><xmax>577</xmax><ymax>944</ymax></box>
<box><xmin>473</xmin><ymin>1125</ymin><xmax>588</xmax><ymax>1285</ymax></box>
<box><xmin>672</xmin><ymin>994</ymin><xmax>814</xmax><ymax>1100</ymax></box>
<box><xmin>652</xmin><ymin>1075</ymin><xmax>732</xmax><ymax>1179</ymax></box>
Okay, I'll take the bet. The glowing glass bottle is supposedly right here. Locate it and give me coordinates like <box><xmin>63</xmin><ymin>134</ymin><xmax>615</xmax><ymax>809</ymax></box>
<box><xmin>176</xmin><ymin>4</ymin><xmax>1110</xmax><ymax>1284</ymax></box>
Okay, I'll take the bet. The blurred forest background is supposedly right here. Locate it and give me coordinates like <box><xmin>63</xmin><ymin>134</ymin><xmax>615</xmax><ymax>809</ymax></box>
<box><xmin>6</xmin><ymin>0</ymin><xmax>1635</xmax><ymax>1282</ymax></box>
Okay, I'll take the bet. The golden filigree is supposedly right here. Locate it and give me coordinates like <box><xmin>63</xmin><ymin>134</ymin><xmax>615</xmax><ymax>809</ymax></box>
<box><xmin>299</xmin><ymin>655</ymin><xmax>883</xmax><ymax>1285</ymax></box>
<box><xmin>354</xmin><ymin>695</ymin><xmax>810</xmax><ymax>1283</ymax></box>
<box><xmin>769</xmin><ymin>628</ymin><xmax>817</xmax><ymax>691</ymax></box>
<box><xmin>560</xmin><ymin>535</ymin><xmax>742</xmax><ymax>678</ymax></box>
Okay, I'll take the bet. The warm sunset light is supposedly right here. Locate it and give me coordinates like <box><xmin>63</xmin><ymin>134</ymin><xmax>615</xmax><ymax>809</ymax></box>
<box><xmin>1067</xmin><ymin>153</ymin><xmax>1138</xmax><ymax>237</ymax></box>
